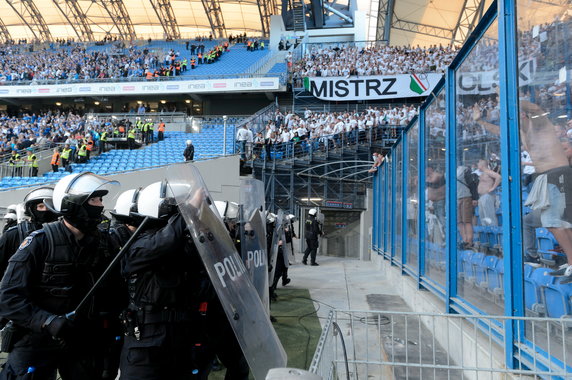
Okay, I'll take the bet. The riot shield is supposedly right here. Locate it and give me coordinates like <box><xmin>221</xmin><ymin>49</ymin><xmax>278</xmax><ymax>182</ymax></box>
<box><xmin>268</xmin><ymin>209</ymin><xmax>284</xmax><ymax>283</ymax></box>
<box><xmin>166</xmin><ymin>164</ymin><xmax>287</xmax><ymax>380</ymax></box>
<box><xmin>239</xmin><ymin>178</ymin><xmax>269</xmax><ymax>314</ymax></box>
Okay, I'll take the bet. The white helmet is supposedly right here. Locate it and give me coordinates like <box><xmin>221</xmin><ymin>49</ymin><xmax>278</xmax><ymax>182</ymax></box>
<box><xmin>308</xmin><ymin>208</ymin><xmax>317</xmax><ymax>216</ymax></box>
<box><xmin>3</xmin><ymin>212</ymin><xmax>16</xmax><ymax>221</ymax></box>
<box><xmin>214</xmin><ymin>201</ymin><xmax>227</xmax><ymax>219</ymax></box>
<box><xmin>186</xmin><ymin>140</ymin><xmax>192</xmax><ymax>145</ymax></box>
<box><xmin>23</xmin><ymin>186</ymin><xmax>54</xmax><ymax>216</ymax></box>
<box><xmin>287</xmin><ymin>213</ymin><xmax>296</xmax><ymax>221</ymax></box>
<box><xmin>226</xmin><ymin>202</ymin><xmax>239</xmax><ymax>220</ymax></box>
<box><xmin>111</xmin><ymin>188</ymin><xmax>141</xmax><ymax>223</ymax></box>
<box><xmin>214</xmin><ymin>201</ymin><xmax>239</xmax><ymax>221</ymax></box>
<box><xmin>23</xmin><ymin>186</ymin><xmax>58</xmax><ymax>223</ymax></box>
<box><xmin>46</xmin><ymin>172</ymin><xmax>119</xmax><ymax>231</ymax></box>
<box><xmin>5</xmin><ymin>204</ymin><xmax>17</xmax><ymax>215</ymax></box>
<box><xmin>266</xmin><ymin>212</ymin><xmax>276</xmax><ymax>224</ymax></box>
<box><xmin>48</xmin><ymin>172</ymin><xmax>119</xmax><ymax>214</ymax></box>
<box><xmin>136</xmin><ymin>180</ymin><xmax>184</xmax><ymax>219</ymax></box>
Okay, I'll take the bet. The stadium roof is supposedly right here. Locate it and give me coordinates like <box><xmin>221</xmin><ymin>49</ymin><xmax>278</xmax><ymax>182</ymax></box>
<box><xmin>0</xmin><ymin>0</ymin><xmax>269</xmax><ymax>42</ymax></box>
<box><xmin>0</xmin><ymin>0</ymin><xmax>497</xmax><ymax>45</ymax></box>
<box><xmin>363</xmin><ymin>0</ymin><xmax>495</xmax><ymax>46</ymax></box>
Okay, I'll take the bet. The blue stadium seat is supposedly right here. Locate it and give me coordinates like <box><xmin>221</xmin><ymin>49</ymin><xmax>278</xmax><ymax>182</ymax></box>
<box><xmin>472</xmin><ymin>252</ymin><xmax>487</xmax><ymax>287</ymax></box>
<box><xmin>544</xmin><ymin>279</ymin><xmax>572</xmax><ymax>318</ymax></box>
<box><xmin>524</xmin><ymin>266</ymin><xmax>551</xmax><ymax>316</ymax></box>
<box><xmin>536</xmin><ymin>227</ymin><xmax>564</xmax><ymax>266</ymax></box>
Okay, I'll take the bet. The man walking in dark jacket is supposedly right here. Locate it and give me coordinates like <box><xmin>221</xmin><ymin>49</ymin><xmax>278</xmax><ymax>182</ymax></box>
<box><xmin>183</xmin><ymin>140</ymin><xmax>195</xmax><ymax>161</ymax></box>
<box><xmin>302</xmin><ymin>208</ymin><xmax>322</xmax><ymax>266</ymax></box>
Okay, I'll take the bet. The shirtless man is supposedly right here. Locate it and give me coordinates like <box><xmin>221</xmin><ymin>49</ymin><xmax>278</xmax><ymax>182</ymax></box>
<box><xmin>477</xmin><ymin>159</ymin><xmax>501</xmax><ymax>226</ymax></box>
<box><xmin>426</xmin><ymin>165</ymin><xmax>446</xmax><ymax>240</ymax></box>
<box><xmin>473</xmin><ymin>101</ymin><xmax>572</xmax><ymax>283</ymax></box>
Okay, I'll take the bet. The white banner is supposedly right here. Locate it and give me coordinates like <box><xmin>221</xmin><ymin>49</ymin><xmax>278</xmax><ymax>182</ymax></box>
<box><xmin>456</xmin><ymin>58</ymin><xmax>536</xmax><ymax>95</ymax></box>
<box><xmin>0</xmin><ymin>77</ymin><xmax>281</xmax><ymax>98</ymax></box>
<box><xmin>304</xmin><ymin>73</ymin><xmax>444</xmax><ymax>101</ymax></box>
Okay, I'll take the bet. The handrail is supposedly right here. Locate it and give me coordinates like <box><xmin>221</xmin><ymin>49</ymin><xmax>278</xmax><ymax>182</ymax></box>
<box><xmin>0</xmin><ymin>153</ymin><xmax>237</xmax><ymax>191</ymax></box>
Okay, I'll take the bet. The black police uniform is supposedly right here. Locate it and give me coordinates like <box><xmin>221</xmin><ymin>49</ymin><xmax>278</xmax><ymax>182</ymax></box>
<box><xmin>0</xmin><ymin>220</ymin><xmax>123</xmax><ymax>380</ymax></box>
<box><xmin>303</xmin><ymin>215</ymin><xmax>322</xmax><ymax>265</ymax></box>
<box><xmin>0</xmin><ymin>221</ymin><xmax>41</xmax><ymax>278</ymax></box>
<box><xmin>119</xmin><ymin>215</ymin><xmax>211</xmax><ymax>380</ymax></box>
<box><xmin>120</xmin><ymin>215</ymin><xmax>249</xmax><ymax>380</ymax></box>
<box><xmin>183</xmin><ymin>144</ymin><xmax>195</xmax><ymax>161</ymax></box>
<box><xmin>2</xmin><ymin>219</ymin><xmax>16</xmax><ymax>234</ymax></box>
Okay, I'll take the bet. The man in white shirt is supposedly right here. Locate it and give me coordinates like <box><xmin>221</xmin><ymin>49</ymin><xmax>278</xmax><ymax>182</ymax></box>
<box><xmin>236</xmin><ymin>125</ymin><xmax>249</xmax><ymax>160</ymax></box>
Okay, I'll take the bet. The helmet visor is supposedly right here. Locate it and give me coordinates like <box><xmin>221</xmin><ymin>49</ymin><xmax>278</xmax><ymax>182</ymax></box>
<box><xmin>53</xmin><ymin>172</ymin><xmax>120</xmax><ymax>212</ymax></box>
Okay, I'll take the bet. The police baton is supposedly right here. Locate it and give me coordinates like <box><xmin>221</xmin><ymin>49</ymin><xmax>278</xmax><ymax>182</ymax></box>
<box><xmin>65</xmin><ymin>216</ymin><xmax>150</xmax><ymax>321</ymax></box>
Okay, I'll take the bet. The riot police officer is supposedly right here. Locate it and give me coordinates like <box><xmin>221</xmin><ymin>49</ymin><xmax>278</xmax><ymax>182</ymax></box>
<box><xmin>2</xmin><ymin>205</ymin><xmax>18</xmax><ymax>233</ymax></box>
<box><xmin>302</xmin><ymin>208</ymin><xmax>322</xmax><ymax>266</ymax></box>
<box><xmin>120</xmin><ymin>182</ymin><xmax>249</xmax><ymax>380</ymax></box>
<box><xmin>0</xmin><ymin>172</ymin><xmax>122</xmax><ymax>380</ymax></box>
<box><xmin>119</xmin><ymin>181</ymin><xmax>212</xmax><ymax>380</ymax></box>
<box><xmin>0</xmin><ymin>187</ymin><xmax>58</xmax><ymax>276</ymax></box>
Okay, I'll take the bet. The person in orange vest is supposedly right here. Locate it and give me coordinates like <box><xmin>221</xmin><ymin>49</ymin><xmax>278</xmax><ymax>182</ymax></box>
<box><xmin>51</xmin><ymin>147</ymin><xmax>61</xmax><ymax>173</ymax></box>
<box><xmin>158</xmin><ymin>120</ymin><xmax>166</xmax><ymax>141</ymax></box>
<box><xmin>86</xmin><ymin>137</ymin><xmax>94</xmax><ymax>160</ymax></box>
<box><xmin>198</xmin><ymin>53</ymin><xmax>202</xmax><ymax>65</ymax></box>
<box><xmin>190</xmin><ymin>58</ymin><xmax>196</xmax><ymax>69</ymax></box>
<box><xmin>118</xmin><ymin>125</ymin><xmax>126</xmax><ymax>137</ymax></box>
<box><xmin>146</xmin><ymin>70</ymin><xmax>153</xmax><ymax>80</ymax></box>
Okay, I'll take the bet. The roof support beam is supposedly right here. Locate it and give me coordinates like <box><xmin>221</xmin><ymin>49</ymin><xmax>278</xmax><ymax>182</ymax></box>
<box><xmin>5</xmin><ymin>0</ymin><xmax>53</xmax><ymax>41</ymax></box>
<box><xmin>375</xmin><ymin>0</ymin><xmax>394</xmax><ymax>42</ymax></box>
<box><xmin>98</xmin><ymin>0</ymin><xmax>137</xmax><ymax>41</ymax></box>
<box><xmin>52</xmin><ymin>0</ymin><xmax>94</xmax><ymax>41</ymax></box>
<box><xmin>391</xmin><ymin>16</ymin><xmax>453</xmax><ymax>41</ymax></box>
<box><xmin>200</xmin><ymin>0</ymin><xmax>227</xmax><ymax>39</ymax></box>
<box><xmin>451</xmin><ymin>0</ymin><xmax>485</xmax><ymax>45</ymax></box>
<box><xmin>149</xmin><ymin>0</ymin><xmax>181</xmax><ymax>40</ymax></box>
<box><xmin>257</xmin><ymin>0</ymin><xmax>278</xmax><ymax>37</ymax></box>
<box><xmin>0</xmin><ymin>18</ymin><xmax>13</xmax><ymax>43</ymax></box>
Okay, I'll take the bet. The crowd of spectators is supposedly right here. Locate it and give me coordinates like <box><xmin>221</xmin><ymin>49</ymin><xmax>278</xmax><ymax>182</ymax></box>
<box><xmin>248</xmin><ymin>105</ymin><xmax>418</xmax><ymax>158</ymax></box>
<box><xmin>291</xmin><ymin>44</ymin><xmax>459</xmax><ymax>79</ymax></box>
<box><xmin>0</xmin><ymin>44</ymin><xmax>164</xmax><ymax>82</ymax></box>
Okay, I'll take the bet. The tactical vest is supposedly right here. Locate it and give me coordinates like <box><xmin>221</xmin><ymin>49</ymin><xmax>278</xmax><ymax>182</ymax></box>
<box><xmin>17</xmin><ymin>220</ymin><xmax>36</xmax><ymax>243</ymax></box>
<box><xmin>37</xmin><ymin>222</ymin><xmax>111</xmax><ymax>315</ymax></box>
<box><xmin>127</xmin><ymin>233</ymin><xmax>207</xmax><ymax>320</ymax></box>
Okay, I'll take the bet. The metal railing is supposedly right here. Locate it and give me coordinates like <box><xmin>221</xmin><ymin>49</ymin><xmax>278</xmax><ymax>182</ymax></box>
<box><xmin>85</xmin><ymin>112</ymin><xmax>188</xmax><ymax>123</ymax></box>
<box><xmin>235</xmin><ymin>102</ymin><xmax>279</xmax><ymax>136</ymax></box>
<box><xmin>246</xmin><ymin>125</ymin><xmax>402</xmax><ymax>163</ymax></box>
<box><xmin>0</xmin><ymin>153</ymin><xmax>232</xmax><ymax>192</ymax></box>
<box><xmin>311</xmin><ymin>309</ymin><xmax>572</xmax><ymax>379</ymax></box>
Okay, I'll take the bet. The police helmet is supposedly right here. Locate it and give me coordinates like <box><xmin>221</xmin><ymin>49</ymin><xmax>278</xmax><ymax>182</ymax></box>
<box><xmin>23</xmin><ymin>186</ymin><xmax>54</xmax><ymax>216</ymax></box>
<box><xmin>3</xmin><ymin>211</ymin><xmax>16</xmax><ymax>221</ymax></box>
<box><xmin>287</xmin><ymin>213</ymin><xmax>296</xmax><ymax>222</ymax></box>
<box><xmin>266</xmin><ymin>212</ymin><xmax>276</xmax><ymax>224</ymax></box>
<box><xmin>136</xmin><ymin>180</ymin><xmax>181</xmax><ymax>219</ymax></box>
<box><xmin>5</xmin><ymin>204</ymin><xmax>17</xmax><ymax>215</ymax></box>
<box><xmin>308</xmin><ymin>208</ymin><xmax>318</xmax><ymax>216</ymax></box>
<box><xmin>111</xmin><ymin>188</ymin><xmax>141</xmax><ymax>225</ymax></box>
<box><xmin>186</xmin><ymin>140</ymin><xmax>192</xmax><ymax>145</ymax></box>
<box><xmin>23</xmin><ymin>186</ymin><xmax>58</xmax><ymax>224</ymax></box>
<box><xmin>214</xmin><ymin>201</ymin><xmax>227</xmax><ymax>219</ymax></box>
<box><xmin>48</xmin><ymin>172</ymin><xmax>119</xmax><ymax>215</ymax></box>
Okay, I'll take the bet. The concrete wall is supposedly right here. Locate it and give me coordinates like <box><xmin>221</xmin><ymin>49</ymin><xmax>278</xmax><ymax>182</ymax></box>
<box><xmin>0</xmin><ymin>155</ymin><xmax>241</xmax><ymax>208</ymax></box>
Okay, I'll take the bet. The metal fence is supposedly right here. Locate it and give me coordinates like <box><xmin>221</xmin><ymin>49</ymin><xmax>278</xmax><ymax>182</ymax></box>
<box><xmin>310</xmin><ymin>309</ymin><xmax>572</xmax><ymax>379</ymax></box>
<box><xmin>250</xmin><ymin>125</ymin><xmax>402</xmax><ymax>164</ymax></box>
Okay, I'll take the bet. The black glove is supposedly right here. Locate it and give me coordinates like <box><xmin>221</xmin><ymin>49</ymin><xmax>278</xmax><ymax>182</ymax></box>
<box><xmin>44</xmin><ymin>315</ymin><xmax>73</xmax><ymax>340</ymax></box>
